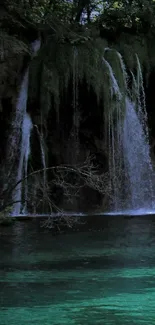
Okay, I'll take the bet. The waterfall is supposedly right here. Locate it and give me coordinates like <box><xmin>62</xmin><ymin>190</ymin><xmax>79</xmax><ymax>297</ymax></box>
<box><xmin>104</xmin><ymin>50</ymin><xmax>154</xmax><ymax>211</ymax></box>
<box><xmin>11</xmin><ymin>39</ymin><xmax>41</xmax><ymax>215</ymax></box>
<box><xmin>122</xmin><ymin>98</ymin><xmax>154</xmax><ymax>209</ymax></box>
<box><xmin>10</xmin><ymin>68</ymin><xmax>31</xmax><ymax>215</ymax></box>
<box><xmin>6</xmin><ymin>70</ymin><xmax>29</xmax><ymax>165</ymax></box>
<box><xmin>12</xmin><ymin>112</ymin><xmax>33</xmax><ymax>215</ymax></box>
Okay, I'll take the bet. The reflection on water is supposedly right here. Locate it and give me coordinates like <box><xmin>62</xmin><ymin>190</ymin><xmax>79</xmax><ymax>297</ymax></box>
<box><xmin>0</xmin><ymin>216</ymin><xmax>155</xmax><ymax>324</ymax></box>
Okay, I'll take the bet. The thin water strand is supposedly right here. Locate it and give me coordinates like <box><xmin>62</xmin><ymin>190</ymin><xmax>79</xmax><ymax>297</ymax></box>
<box><xmin>34</xmin><ymin>125</ymin><xmax>47</xmax><ymax>212</ymax></box>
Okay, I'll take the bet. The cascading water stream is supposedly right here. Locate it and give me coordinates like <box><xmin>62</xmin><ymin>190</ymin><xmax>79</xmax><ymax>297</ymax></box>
<box><xmin>10</xmin><ymin>69</ymin><xmax>31</xmax><ymax>215</ymax></box>
<box><xmin>11</xmin><ymin>39</ymin><xmax>41</xmax><ymax>215</ymax></box>
<box><xmin>104</xmin><ymin>50</ymin><xmax>155</xmax><ymax>212</ymax></box>
<box><xmin>13</xmin><ymin>113</ymin><xmax>33</xmax><ymax>215</ymax></box>
<box><xmin>122</xmin><ymin>98</ymin><xmax>154</xmax><ymax>209</ymax></box>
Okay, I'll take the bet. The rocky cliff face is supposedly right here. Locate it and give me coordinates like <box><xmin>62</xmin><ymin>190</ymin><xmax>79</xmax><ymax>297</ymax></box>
<box><xmin>1</xmin><ymin>30</ymin><xmax>155</xmax><ymax>213</ymax></box>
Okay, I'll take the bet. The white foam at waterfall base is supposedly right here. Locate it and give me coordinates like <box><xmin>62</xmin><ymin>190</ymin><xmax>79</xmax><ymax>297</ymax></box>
<box><xmin>103</xmin><ymin>208</ymin><xmax>155</xmax><ymax>216</ymax></box>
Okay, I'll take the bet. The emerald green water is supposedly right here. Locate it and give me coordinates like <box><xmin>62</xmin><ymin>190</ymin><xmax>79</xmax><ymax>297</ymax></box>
<box><xmin>0</xmin><ymin>216</ymin><xmax>155</xmax><ymax>324</ymax></box>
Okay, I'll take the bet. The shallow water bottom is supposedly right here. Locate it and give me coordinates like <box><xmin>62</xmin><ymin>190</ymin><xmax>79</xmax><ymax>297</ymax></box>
<box><xmin>0</xmin><ymin>216</ymin><xmax>155</xmax><ymax>324</ymax></box>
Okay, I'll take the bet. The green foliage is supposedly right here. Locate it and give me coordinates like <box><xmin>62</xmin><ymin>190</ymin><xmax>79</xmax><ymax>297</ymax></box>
<box><xmin>4</xmin><ymin>0</ymin><xmax>155</xmax><ymax>33</ymax></box>
<box><xmin>0</xmin><ymin>30</ymin><xmax>29</xmax><ymax>103</ymax></box>
<box><xmin>100</xmin><ymin>0</ymin><xmax>155</xmax><ymax>32</ymax></box>
<box><xmin>2</xmin><ymin>0</ymin><xmax>155</xmax><ymax>122</ymax></box>
<box><xmin>29</xmin><ymin>37</ymin><xmax>109</xmax><ymax>119</ymax></box>
<box><xmin>115</xmin><ymin>34</ymin><xmax>150</xmax><ymax>73</ymax></box>
<box><xmin>0</xmin><ymin>31</ymin><xmax>29</xmax><ymax>60</ymax></box>
<box><xmin>0</xmin><ymin>207</ymin><xmax>14</xmax><ymax>226</ymax></box>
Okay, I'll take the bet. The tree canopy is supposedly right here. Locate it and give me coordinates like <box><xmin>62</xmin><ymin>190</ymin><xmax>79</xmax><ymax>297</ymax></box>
<box><xmin>1</xmin><ymin>0</ymin><xmax>155</xmax><ymax>117</ymax></box>
<box><xmin>1</xmin><ymin>0</ymin><xmax>155</xmax><ymax>120</ymax></box>
<box><xmin>1</xmin><ymin>0</ymin><xmax>155</xmax><ymax>36</ymax></box>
